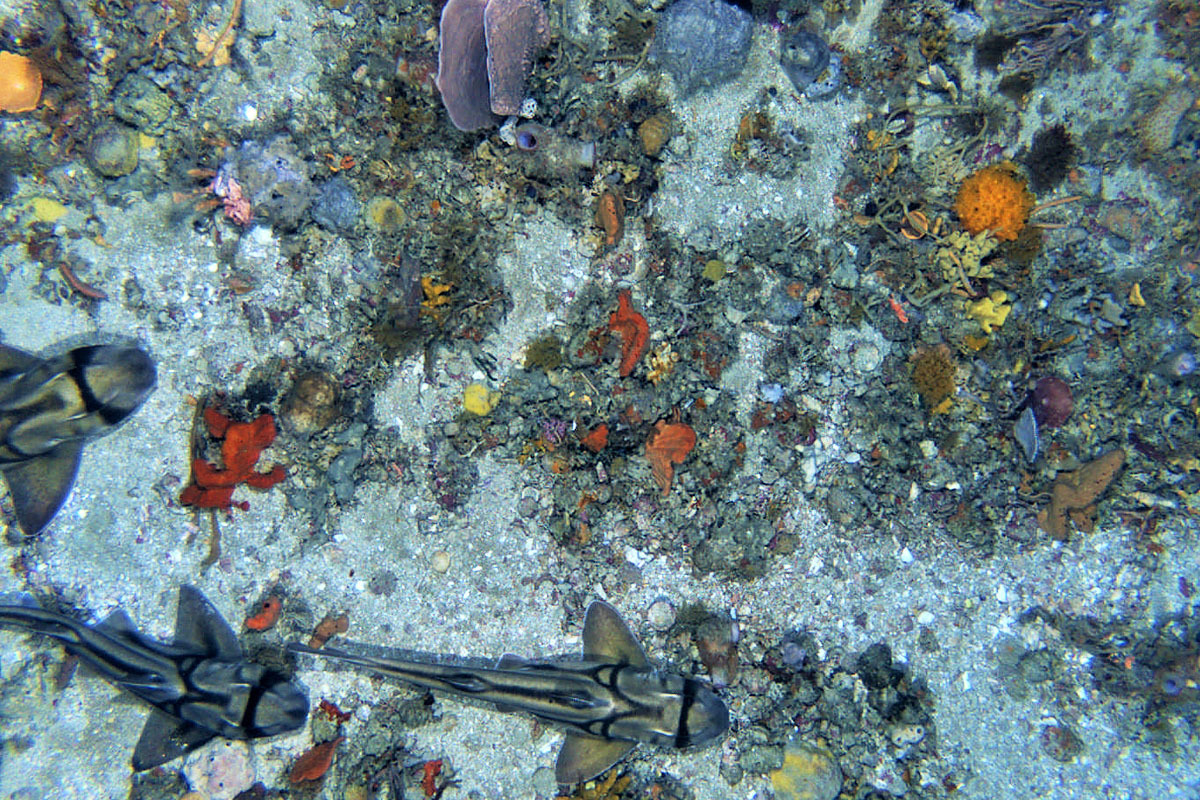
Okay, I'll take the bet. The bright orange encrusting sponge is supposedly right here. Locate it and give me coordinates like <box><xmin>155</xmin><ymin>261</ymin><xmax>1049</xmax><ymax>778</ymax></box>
<box><xmin>0</xmin><ymin>52</ymin><xmax>42</xmax><ymax>113</ymax></box>
<box><xmin>954</xmin><ymin>162</ymin><xmax>1035</xmax><ymax>242</ymax></box>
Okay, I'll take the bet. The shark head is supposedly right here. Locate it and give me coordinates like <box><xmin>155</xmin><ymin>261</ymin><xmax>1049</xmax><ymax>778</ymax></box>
<box><xmin>73</xmin><ymin>345</ymin><xmax>157</xmax><ymax>425</ymax></box>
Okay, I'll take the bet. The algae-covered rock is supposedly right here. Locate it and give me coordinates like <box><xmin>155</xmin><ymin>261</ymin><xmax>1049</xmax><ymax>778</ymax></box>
<box><xmin>113</xmin><ymin>74</ymin><xmax>173</xmax><ymax>132</ymax></box>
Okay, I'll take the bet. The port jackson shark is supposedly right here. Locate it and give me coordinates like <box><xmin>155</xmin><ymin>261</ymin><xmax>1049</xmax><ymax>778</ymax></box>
<box><xmin>290</xmin><ymin>600</ymin><xmax>729</xmax><ymax>783</ymax></box>
<box><xmin>0</xmin><ymin>585</ymin><xmax>309</xmax><ymax>770</ymax></box>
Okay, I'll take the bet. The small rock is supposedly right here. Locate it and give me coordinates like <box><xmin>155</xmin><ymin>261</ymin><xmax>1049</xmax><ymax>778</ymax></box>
<box><xmin>183</xmin><ymin>741</ymin><xmax>255</xmax><ymax>800</ymax></box>
<box><xmin>769</xmin><ymin>741</ymin><xmax>842</xmax><ymax>800</ymax></box>
<box><xmin>647</xmin><ymin>597</ymin><xmax>676</xmax><ymax>630</ymax></box>
<box><xmin>89</xmin><ymin>123</ymin><xmax>139</xmax><ymax>177</ymax></box>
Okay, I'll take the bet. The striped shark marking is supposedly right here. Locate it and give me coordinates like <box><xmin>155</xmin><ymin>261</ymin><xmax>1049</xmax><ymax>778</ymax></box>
<box><xmin>289</xmin><ymin>600</ymin><xmax>729</xmax><ymax>784</ymax></box>
<box><xmin>0</xmin><ymin>585</ymin><xmax>309</xmax><ymax>770</ymax></box>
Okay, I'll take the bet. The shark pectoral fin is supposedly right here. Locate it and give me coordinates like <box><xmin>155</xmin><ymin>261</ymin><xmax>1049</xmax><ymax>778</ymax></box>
<box><xmin>0</xmin><ymin>345</ymin><xmax>40</xmax><ymax>392</ymax></box>
<box><xmin>2</xmin><ymin>440</ymin><xmax>83</xmax><ymax>536</ymax></box>
<box><xmin>131</xmin><ymin>709</ymin><xmax>216</xmax><ymax>771</ymax></box>
<box><xmin>173</xmin><ymin>586</ymin><xmax>241</xmax><ymax>659</ymax></box>
<box><xmin>581</xmin><ymin>601</ymin><xmax>649</xmax><ymax>668</ymax></box>
<box><xmin>555</xmin><ymin>735</ymin><xmax>636</xmax><ymax>785</ymax></box>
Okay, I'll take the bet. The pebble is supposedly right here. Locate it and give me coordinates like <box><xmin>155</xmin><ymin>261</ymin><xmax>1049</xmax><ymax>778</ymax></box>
<box><xmin>647</xmin><ymin>597</ymin><xmax>676</xmax><ymax>630</ymax></box>
<box><xmin>429</xmin><ymin>550</ymin><xmax>451</xmax><ymax>573</ymax></box>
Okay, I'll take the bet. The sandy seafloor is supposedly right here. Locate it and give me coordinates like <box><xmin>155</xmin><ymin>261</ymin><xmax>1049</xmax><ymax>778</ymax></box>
<box><xmin>0</xmin><ymin>0</ymin><xmax>1198</xmax><ymax>797</ymax></box>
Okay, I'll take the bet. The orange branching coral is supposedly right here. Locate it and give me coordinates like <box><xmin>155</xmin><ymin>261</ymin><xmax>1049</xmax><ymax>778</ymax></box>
<box><xmin>645</xmin><ymin>420</ymin><xmax>696</xmax><ymax>496</ymax></box>
<box><xmin>609</xmin><ymin>290</ymin><xmax>649</xmax><ymax>377</ymax></box>
<box><xmin>954</xmin><ymin>162</ymin><xmax>1035</xmax><ymax>242</ymax></box>
<box><xmin>180</xmin><ymin>407</ymin><xmax>287</xmax><ymax>510</ymax></box>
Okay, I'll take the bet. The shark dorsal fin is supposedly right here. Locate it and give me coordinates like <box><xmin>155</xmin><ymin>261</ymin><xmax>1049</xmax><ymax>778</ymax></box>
<box><xmin>172</xmin><ymin>586</ymin><xmax>241</xmax><ymax>659</ymax></box>
<box><xmin>94</xmin><ymin>608</ymin><xmax>139</xmax><ymax>638</ymax></box>
<box><xmin>555</xmin><ymin>734</ymin><xmax>636</xmax><ymax>785</ymax></box>
<box><xmin>131</xmin><ymin>708</ymin><xmax>217</xmax><ymax>771</ymax></box>
<box><xmin>581</xmin><ymin>601</ymin><xmax>648</xmax><ymax>667</ymax></box>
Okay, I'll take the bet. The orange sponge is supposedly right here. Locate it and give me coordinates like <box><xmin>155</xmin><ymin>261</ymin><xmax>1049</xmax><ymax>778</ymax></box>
<box><xmin>0</xmin><ymin>52</ymin><xmax>42</xmax><ymax>113</ymax></box>
<box><xmin>954</xmin><ymin>162</ymin><xmax>1035</xmax><ymax>242</ymax></box>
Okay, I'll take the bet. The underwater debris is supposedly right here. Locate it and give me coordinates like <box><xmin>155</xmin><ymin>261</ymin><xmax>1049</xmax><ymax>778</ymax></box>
<box><xmin>510</xmin><ymin>122</ymin><xmax>597</xmax><ymax>178</ymax></box>
<box><xmin>180</xmin><ymin>407</ymin><xmax>287</xmax><ymax>510</ymax></box>
<box><xmin>608</xmin><ymin>290</ymin><xmax>649</xmax><ymax>377</ymax></box>
<box><xmin>955</xmin><ymin>162</ymin><xmax>1035</xmax><ymax>242</ymax></box>
<box><xmin>1037</xmin><ymin>449</ymin><xmax>1125</xmax><ymax>540</ymax></box>
<box><xmin>645</xmin><ymin>420</ymin><xmax>696</xmax><ymax>496</ymax></box>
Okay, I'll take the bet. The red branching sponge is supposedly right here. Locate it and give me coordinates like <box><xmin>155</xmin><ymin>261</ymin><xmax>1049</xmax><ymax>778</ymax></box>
<box><xmin>609</xmin><ymin>290</ymin><xmax>649</xmax><ymax>377</ymax></box>
<box><xmin>180</xmin><ymin>407</ymin><xmax>286</xmax><ymax>510</ymax></box>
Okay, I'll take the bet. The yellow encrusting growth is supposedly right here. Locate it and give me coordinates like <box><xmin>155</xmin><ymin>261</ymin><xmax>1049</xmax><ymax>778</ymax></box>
<box><xmin>28</xmin><ymin>197</ymin><xmax>69</xmax><ymax>223</ymax></box>
<box><xmin>966</xmin><ymin>291</ymin><xmax>1012</xmax><ymax>334</ymax></box>
<box><xmin>463</xmin><ymin>383</ymin><xmax>500</xmax><ymax>415</ymax></box>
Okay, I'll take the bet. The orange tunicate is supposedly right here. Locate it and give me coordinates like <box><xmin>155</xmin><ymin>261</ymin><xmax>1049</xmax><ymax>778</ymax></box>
<box><xmin>245</xmin><ymin>595</ymin><xmax>283</xmax><ymax>631</ymax></box>
<box><xmin>954</xmin><ymin>162</ymin><xmax>1035</xmax><ymax>242</ymax></box>
<box><xmin>0</xmin><ymin>52</ymin><xmax>42</xmax><ymax>113</ymax></box>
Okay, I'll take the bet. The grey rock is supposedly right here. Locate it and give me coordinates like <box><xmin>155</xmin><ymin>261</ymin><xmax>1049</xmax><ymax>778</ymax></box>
<box><xmin>651</xmin><ymin>0</ymin><xmax>752</xmax><ymax>98</ymax></box>
<box><xmin>312</xmin><ymin>177</ymin><xmax>359</xmax><ymax>232</ymax></box>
